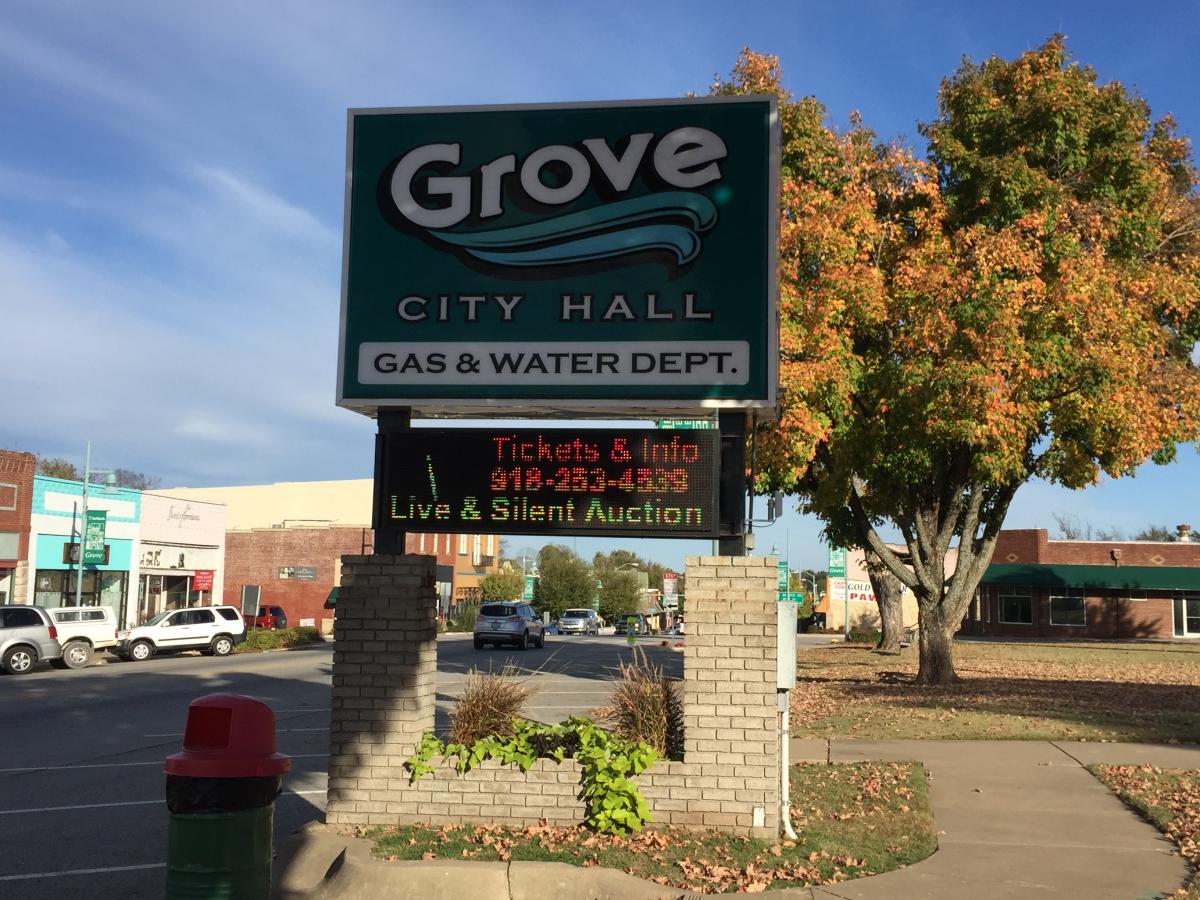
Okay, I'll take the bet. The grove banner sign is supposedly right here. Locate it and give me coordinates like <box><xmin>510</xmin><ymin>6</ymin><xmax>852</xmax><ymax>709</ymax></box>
<box><xmin>83</xmin><ymin>509</ymin><xmax>107</xmax><ymax>564</ymax></box>
<box><xmin>338</xmin><ymin>96</ymin><xmax>779</xmax><ymax>417</ymax></box>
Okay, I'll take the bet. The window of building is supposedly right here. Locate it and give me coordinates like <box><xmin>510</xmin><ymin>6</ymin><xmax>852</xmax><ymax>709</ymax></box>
<box><xmin>34</xmin><ymin>569</ymin><xmax>127</xmax><ymax>612</ymax></box>
<box><xmin>1049</xmin><ymin>588</ymin><xmax>1086</xmax><ymax>626</ymax></box>
<box><xmin>998</xmin><ymin>585</ymin><xmax>1033</xmax><ymax>624</ymax></box>
<box><xmin>486</xmin><ymin>535</ymin><xmax>494</xmax><ymax>558</ymax></box>
<box><xmin>419</xmin><ymin>534</ymin><xmax>426</xmax><ymax>553</ymax></box>
<box><xmin>458</xmin><ymin>534</ymin><xmax>467</xmax><ymax>555</ymax></box>
<box><xmin>472</xmin><ymin>535</ymin><xmax>482</xmax><ymax>566</ymax></box>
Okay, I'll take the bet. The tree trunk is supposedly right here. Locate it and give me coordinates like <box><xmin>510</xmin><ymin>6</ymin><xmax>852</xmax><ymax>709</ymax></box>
<box><xmin>915</xmin><ymin>600</ymin><xmax>959</xmax><ymax>684</ymax></box>
<box><xmin>864</xmin><ymin>549</ymin><xmax>904</xmax><ymax>653</ymax></box>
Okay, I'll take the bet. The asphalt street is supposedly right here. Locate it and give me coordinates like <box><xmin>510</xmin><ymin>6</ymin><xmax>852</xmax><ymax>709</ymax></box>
<box><xmin>0</xmin><ymin>632</ymin><xmax>684</xmax><ymax>898</ymax></box>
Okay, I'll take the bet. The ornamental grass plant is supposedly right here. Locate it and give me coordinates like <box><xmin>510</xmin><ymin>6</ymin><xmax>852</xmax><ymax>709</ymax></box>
<box><xmin>597</xmin><ymin>646</ymin><xmax>684</xmax><ymax>760</ymax></box>
<box><xmin>449</xmin><ymin>666</ymin><xmax>530</xmax><ymax>746</ymax></box>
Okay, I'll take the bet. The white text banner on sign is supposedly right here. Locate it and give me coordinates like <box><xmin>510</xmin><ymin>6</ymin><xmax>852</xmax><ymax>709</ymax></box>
<box><xmin>358</xmin><ymin>342</ymin><xmax>750</xmax><ymax>385</ymax></box>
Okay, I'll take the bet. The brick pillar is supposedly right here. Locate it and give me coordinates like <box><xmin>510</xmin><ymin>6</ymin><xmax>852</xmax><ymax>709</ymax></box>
<box><xmin>325</xmin><ymin>554</ymin><xmax>438</xmax><ymax>826</ymax></box>
<box><xmin>680</xmin><ymin>555</ymin><xmax>779</xmax><ymax>835</ymax></box>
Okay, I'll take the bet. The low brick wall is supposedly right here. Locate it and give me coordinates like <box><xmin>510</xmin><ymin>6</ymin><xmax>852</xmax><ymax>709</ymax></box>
<box><xmin>326</xmin><ymin>554</ymin><xmax>780</xmax><ymax>837</ymax></box>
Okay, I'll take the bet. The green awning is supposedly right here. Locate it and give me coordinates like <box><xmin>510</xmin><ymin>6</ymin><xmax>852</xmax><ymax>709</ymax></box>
<box><xmin>982</xmin><ymin>564</ymin><xmax>1200</xmax><ymax>591</ymax></box>
<box><xmin>324</xmin><ymin>587</ymin><xmax>339</xmax><ymax>609</ymax></box>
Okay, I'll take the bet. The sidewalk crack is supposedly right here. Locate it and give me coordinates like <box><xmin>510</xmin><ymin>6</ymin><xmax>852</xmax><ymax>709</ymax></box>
<box><xmin>1049</xmin><ymin>740</ymin><xmax>1086</xmax><ymax>767</ymax></box>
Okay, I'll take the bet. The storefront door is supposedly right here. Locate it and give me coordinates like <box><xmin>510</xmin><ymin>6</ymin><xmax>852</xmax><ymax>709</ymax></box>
<box><xmin>1175</xmin><ymin>594</ymin><xmax>1200</xmax><ymax>638</ymax></box>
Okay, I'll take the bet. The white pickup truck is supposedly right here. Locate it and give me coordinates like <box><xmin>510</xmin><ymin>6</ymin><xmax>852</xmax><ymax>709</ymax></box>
<box><xmin>47</xmin><ymin>607</ymin><xmax>119</xmax><ymax>669</ymax></box>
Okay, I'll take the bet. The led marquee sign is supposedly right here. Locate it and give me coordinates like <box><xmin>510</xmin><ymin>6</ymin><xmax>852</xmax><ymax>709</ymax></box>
<box><xmin>375</xmin><ymin>428</ymin><xmax>718</xmax><ymax>539</ymax></box>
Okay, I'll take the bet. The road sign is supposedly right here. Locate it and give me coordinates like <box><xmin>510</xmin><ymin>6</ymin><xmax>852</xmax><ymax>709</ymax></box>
<box><xmin>83</xmin><ymin>510</ymin><xmax>107</xmax><ymax>564</ymax></box>
<box><xmin>828</xmin><ymin>546</ymin><xmax>847</xmax><ymax>578</ymax></box>
<box><xmin>522</xmin><ymin>574</ymin><xmax>536</xmax><ymax>601</ymax></box>
<box><xmin>338</xmin><ymin>96</ymin><xmax>780</xmax><ymax>418</ymax></box>
<box><xmin>784</xmin><ymin>591</ymin><xmax>805</xmax><ymax>604</ymax></box>
<box><xmin>375</xmin><ymin>427</ymin><xmax>719</xmax><ymax>538</ymax></box>
<box><xmin>777</xmin><ymin>558</ymin><xmax>789</xmax><ymax>601</ymax></box>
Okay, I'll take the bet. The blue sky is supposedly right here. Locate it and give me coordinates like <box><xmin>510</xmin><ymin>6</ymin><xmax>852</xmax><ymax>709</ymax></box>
<box><xmin>1</xmin><ymin>0</ymin><xmax>1197</xmax><ymax>573</ymax></box>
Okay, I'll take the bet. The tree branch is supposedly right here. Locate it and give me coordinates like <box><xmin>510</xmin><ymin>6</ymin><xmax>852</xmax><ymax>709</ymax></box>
<box><xmin>847</xmin><ymin>477</ymin><xmax>920</xmax><ymax>590</ymax></box>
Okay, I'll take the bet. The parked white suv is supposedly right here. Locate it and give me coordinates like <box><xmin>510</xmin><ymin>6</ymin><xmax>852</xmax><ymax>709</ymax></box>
<box><xmin>48</xmin><ymin>606</ymin><xmax>119</xmax><ymax>669</ymax></box>
<box><xmin>118</xmin><ymin>606</ymin><xmax>246</xmax><ymax>661</ymax></box>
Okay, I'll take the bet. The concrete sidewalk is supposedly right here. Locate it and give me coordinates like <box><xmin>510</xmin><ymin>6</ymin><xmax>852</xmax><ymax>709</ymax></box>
<box><xmin>275</xmin><ymin>740</ymin><xmax>1197</xmax><ymax>899</ymax></box>
<box><xmin>793</xmin><ymin>739</ymin><xmax>1195</xmax><ymax>899</ymax></box>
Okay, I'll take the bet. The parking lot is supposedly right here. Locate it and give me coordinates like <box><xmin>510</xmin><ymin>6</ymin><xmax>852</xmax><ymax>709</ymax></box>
<box><xmin>0</xmin><ymin>632</ymin><xmax>682</xmax><ymax>898</ymax></box>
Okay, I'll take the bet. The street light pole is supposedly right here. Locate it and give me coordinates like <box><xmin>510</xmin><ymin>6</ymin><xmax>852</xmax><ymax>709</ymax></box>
<box><xmin>73</xmin><ymin>441</ymin><xmax>92</xmax><ymax>610</ymax></box>
<box><xmin>72</xmin><ymin>443</ymin><xmax>118</xmax><ymax>610</ymax></box>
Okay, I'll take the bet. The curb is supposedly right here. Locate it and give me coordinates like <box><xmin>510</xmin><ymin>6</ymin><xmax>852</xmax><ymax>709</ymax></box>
<box><xmin>273</xmin><ymin>824</ymin><xmax>822</xmax><ymax>899</ymax></box>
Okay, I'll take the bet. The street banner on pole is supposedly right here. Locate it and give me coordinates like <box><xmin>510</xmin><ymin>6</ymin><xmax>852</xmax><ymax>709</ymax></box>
<box><xmin>83</xmin><ymin>510</ymin><xmax>107</xmax><ymax>564</ymax></box>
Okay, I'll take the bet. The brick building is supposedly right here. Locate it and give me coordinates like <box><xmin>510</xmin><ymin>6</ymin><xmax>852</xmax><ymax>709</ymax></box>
<box><xmin>165</xmin><ymin>479</ymin><xmax>500</xmax><ymax>628</ymax></box>
<box><xmin>0</xmin><ymin>450</ymin><xmax>36</xmax><ymax>605</ymax></box>
<box><xmin>966</xmin><ymin>527</ymin><xmax>1200</xmax><ymax>640</ymax></box>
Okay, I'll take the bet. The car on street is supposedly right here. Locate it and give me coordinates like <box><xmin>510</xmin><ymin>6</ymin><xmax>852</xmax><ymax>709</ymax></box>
<box><xmin>557</xmin><ymin>608</ymin><xmax>599</xmax><ymax>635</ymax></box>
<box><xmin>1</xmin><ymin>604</ymin><xmax>62</xmax><ymax>675</ymax></box>
<box><xmin>474</xmin><ymin>601</ymin><xmax>545</xmax><ymax>650</ymax></box>
<box><xmin>48</xmin><ymin>606</ymin><xmax>119</xmax><ymax>669</ymax></box>
<box><xmin>252</xmin><ymin>605</ymin><xmax>288</xmax><ymax>630</ymax></box>
<box><xmin>117</xmin><ymin>605</ymin><xmax>246</xmax><ymax>661</ymax></box>
<box><xmin>614</xmin><ymin>614</ymin><xmax>654</xmax><ymax>636</ymax></box>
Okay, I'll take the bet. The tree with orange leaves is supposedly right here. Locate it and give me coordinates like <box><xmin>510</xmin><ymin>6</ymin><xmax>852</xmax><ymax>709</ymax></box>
<box><xmin>714</xmin><ymin>38</ymin><xmax>1200</xmax><ymax>683</ymax></box>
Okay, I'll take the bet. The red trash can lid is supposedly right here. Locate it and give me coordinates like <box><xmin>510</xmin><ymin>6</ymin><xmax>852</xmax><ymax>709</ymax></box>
<box><xmin>165</xmin><ymin>693</ymin><xmax>291</xmax><ymax>778</ymax></box>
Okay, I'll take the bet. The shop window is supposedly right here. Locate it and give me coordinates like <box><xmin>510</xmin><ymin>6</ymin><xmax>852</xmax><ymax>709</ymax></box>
<box><xmin>998</xmin><ymin>586</ymin><xmax>1033</xmax><ymax>624</ymax></box>
<box><xmin>1049</xmin><ymin>589</ymin><xmax>1086</xmax><ymax>626</ymax></box>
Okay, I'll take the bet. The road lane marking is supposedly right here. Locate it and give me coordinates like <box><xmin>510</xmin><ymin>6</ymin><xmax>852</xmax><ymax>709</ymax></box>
<box><xmin>0</xmin><ymin>753</ymin><xmax>328</xmax><ymax>774</ymax></box>
<box><xmin>0</xmin><ymin>790</ymin><xmax>327</xmax><ymax>816</ymax></box>
<box><xmin>0</xmin><ymin>863</ymin><xmax>166</xmax><ymax>881</ymax></box>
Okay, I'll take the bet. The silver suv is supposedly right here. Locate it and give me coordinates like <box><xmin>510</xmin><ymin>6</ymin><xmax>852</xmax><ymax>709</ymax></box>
<box><xmin>474</xmin><ymin>602</ymin><xmax>545</xmax><ymax>650</ymax></box>
<box><xmin>557</xmin><ymin>608</ymin><xmax>599</xmax><ymax>635</ymax></box>
<box><xmin>1</xmin><ymin>605</ymin><xmax>63</xmax><ymax>675</ymax></box>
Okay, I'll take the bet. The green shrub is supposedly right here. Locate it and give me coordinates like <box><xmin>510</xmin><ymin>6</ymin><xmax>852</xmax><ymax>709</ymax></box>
<box><xmin>446</xmin><ymin>600</ymin><xmax>480</xmax><ymax>633</ymax></box>
<box><xmin>236</xmin><ymin>626</ymin><xmax>324</xmax><ymax>652</ymax></box>
<box><xmin>406</xmin><ymin>717</ymin><xmax>657</xmax><ymax>834</ymax></box>
<box><xmin>847</xmin><ymin>627</ymin><xmax>881</xmax><ymax>644</ymax></box>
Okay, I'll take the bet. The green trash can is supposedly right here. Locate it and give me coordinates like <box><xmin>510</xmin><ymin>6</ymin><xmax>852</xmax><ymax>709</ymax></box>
<box><xmin>164</xmin><ymin>694</ymin><xmax>291</xmax><ymax>899</ymax></box>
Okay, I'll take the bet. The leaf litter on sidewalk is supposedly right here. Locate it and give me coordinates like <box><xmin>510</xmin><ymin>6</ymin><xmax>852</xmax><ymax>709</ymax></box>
<box><xmin>1092</xmin><ymin>764</ymin><xmax>1200</xmax><ymax>899</ymax></box>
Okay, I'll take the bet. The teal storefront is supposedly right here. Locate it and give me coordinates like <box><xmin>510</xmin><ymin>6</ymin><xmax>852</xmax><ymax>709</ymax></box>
<box><xmin>30</xmin><ymin>477</ymin><xmax>140</xmax><ymax>626</ymax></box>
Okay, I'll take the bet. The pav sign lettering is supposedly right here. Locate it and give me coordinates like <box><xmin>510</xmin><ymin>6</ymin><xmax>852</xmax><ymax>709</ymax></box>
<box><xmin>338</xmin><ymin>97</ymin><xmax>779</xmax><ymax>416</ymax></box>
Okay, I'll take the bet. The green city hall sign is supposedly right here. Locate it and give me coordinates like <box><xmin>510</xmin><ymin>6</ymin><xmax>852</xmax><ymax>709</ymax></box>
<box><xmin>337</xmin><ymin>96</ymin><xmax>779</xmax><ymax>417</ymax></box>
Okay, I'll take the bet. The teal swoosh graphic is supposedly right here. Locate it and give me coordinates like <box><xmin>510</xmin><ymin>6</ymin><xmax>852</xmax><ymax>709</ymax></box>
<box><xmin>463</xmin><ymin>223</ymin><xmax>703</xmax><ymax>267</ymax></box>
<box><xmin>429</xmin><ymin>192</ymin><xmax>716</xmax><ymax>267</ymax></box>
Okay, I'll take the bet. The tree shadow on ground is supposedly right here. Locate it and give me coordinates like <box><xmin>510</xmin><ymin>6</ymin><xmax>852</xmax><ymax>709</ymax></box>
<box><xmin>801</xmin><ymin>668</ymin><xmax>1200</xmax><ymax>741</ymax></box>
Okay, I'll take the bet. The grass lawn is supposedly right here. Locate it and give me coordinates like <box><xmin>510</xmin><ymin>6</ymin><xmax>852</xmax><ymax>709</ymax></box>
<box><xmin>367</xmin><ymin>761</ymin><xmax>936</xmax><ymax>893</ymax></box>
<box><xmin>1090</xmin><ymin>764</ymin><xmax>1200</xmax><ymax>899</ymax></box>
<box><xmin>791</xmin><ymin>639</ymin><xmax>1200</xmax><ymax>742</ymax></box>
